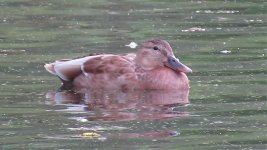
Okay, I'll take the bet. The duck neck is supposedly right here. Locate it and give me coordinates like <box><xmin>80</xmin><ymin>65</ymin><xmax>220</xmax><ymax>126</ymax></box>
<box><xmin>134</xmin><ymin>51</ymin><xmax>162</xmax><ymax>71</ymax></box>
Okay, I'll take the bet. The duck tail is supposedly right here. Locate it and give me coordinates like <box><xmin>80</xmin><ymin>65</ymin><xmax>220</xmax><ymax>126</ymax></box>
<box><xmin>44</xmin><ymin>63</ymin><xmax>57</xmax><ymax>75</ymax></box>
<box><xmin>45</xmin><ymin>62</ymin><xmax>74</xmax><ymax>91</ymax></box>
<box><xmin>44</xmin><ymin>57</ymin><xmax>89</xmax><ymax>82</ymax></box>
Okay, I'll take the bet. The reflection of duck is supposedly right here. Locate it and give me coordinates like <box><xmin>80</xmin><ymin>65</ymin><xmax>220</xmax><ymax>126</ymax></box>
<box><xmin>44</xmin><ymin>39</ymin><xmax>192</xmax><ymax>90</ymax></box>
<box><xmin>46</xmin><ymin>89</ymin><xmax>190</xmax><ymax>122</ymax></box>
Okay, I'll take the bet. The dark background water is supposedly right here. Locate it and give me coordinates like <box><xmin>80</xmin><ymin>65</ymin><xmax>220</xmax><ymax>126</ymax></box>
<box><xmin>0</xmin><ymin>0</ymin><xmax>266</xmax><ymax>149</ymax></box>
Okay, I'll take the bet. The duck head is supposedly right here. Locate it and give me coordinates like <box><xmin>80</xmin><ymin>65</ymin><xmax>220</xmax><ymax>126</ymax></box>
<box><xmin>136</xmin><ymin>39</ymin><xmax>192</xmax><ymax>73</ymax></box>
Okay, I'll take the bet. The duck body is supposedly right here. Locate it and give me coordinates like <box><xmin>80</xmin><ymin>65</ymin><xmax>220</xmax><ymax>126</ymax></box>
<box><xmin>44</xmin><ymin>39</ymin><xmax>192</xmax><ymax>90</ymax></box>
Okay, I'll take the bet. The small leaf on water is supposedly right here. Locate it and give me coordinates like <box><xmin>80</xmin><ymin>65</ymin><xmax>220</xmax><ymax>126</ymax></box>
<box><xmin>125</xmin><ymin>42</ymin><xmax>138</xmax><ymax>49</ymax></box>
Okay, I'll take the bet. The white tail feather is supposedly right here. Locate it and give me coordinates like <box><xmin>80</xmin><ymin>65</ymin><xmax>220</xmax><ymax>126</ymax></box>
<box><xmin>44</xmin><ymin>63</ymin><xmax>57</xmax><ymax>75</ymax></box>
<box><xmin>45</xmin><ymin>56</ymin><xmax>101</xmax><ymax>81</ymax></box>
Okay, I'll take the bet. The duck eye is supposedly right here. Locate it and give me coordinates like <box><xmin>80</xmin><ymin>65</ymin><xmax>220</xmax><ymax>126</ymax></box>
<box><xmin>153</xmin><ymin>46</ymin><xmax>159</xmax><ymax>50</ymax></box>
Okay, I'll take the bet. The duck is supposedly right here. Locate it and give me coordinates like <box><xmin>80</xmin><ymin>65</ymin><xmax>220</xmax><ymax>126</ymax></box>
<box><xmin>44</xmin><ymin>39</ymin><xmax>192</xmax><ymax>90</ymax></box>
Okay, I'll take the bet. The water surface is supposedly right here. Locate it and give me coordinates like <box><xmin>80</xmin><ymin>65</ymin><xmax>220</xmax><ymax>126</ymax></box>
<box><xmin>0</xmin><ymin>0</ymin><xmax>266</xmax><ymax>149</ymax></box>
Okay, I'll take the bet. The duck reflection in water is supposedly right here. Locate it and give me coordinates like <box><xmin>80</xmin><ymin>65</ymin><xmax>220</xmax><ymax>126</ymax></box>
<box><xmin>46</xmin><ymin>89</ymin><xmax>189</xmax><ymax>139</ymax></box>
<box><xmin>46</xmin><ymin>88</ymin><xmax>190</xmax><ymax>121</ymax></box>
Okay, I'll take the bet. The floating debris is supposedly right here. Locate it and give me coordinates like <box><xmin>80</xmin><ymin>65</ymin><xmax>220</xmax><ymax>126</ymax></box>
<box><xmin>244</xmin><ymin>19</ymin><xmax>263</xmax><ymax>22</ymax></box>
<box><xmin>196</xmin><ymin>10</ymin><xmax>239</xmax><ymax>14</ymax></box>
<box><xmin>181</xmin><ymin>27</ymin><xmax>206</xmax><ymax>32</ymax></box>
<box><xmin>0</xmin><ymin>49</ymin><xmax>26</xmax><ymax>53</ymax></box>
<box><xmin>220</xmin><ymin>50</ymin><xmax>231</xmax><ymax>54</ymax></box>
<box><xmin>81</xmin><ymin>132</ymin><xmax>101</xmax><ymax>138</ymax></box>
<box><xmin>125</xmin><ymin>42</ymin><xmax>138</xmax><ymax>48</ymax></box>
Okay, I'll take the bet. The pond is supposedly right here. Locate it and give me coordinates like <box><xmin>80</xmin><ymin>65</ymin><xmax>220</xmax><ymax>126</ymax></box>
<box><xmin>0</xmin><ymin>0</ymin><xmax>266</xmax><ymax>149</ymax></box>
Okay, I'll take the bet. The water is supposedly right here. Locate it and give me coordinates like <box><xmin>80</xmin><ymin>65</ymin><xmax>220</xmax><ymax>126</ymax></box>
<box><xmin>0</xmin><ymin>0</ymin><xmax>266</xmax><ymax>149</ymax></box>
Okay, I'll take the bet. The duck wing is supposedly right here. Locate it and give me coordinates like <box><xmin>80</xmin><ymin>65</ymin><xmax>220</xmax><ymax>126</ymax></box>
<box><xmin>44</xmin><ymin>54</ymin><xmax>137</xmax><ymax>84</ymax></box>
<box><xmin>82</xmin><ymin>54</ymin><xmax>136</xmax><ymax>77</ymax></box>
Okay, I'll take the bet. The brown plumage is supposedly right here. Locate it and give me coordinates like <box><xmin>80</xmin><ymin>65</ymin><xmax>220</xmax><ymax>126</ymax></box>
<box><xmin>44</xmin><ymin>39</ymin><xmax>192</xmax><ymax>90</ymax></box>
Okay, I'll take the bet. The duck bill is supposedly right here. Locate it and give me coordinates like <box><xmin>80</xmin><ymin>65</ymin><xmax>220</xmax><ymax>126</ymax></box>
<box><xmin>165</xmin><ymin>56</ymin><xmax>192</xmax><ymax>73</ymax></box>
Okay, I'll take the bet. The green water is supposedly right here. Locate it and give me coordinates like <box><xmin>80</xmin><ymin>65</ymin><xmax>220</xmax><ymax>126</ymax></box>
<box><xmin>0</xmin><ymin>0</ymin><xmax>266</xmax><ymax>149</ymax></box>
